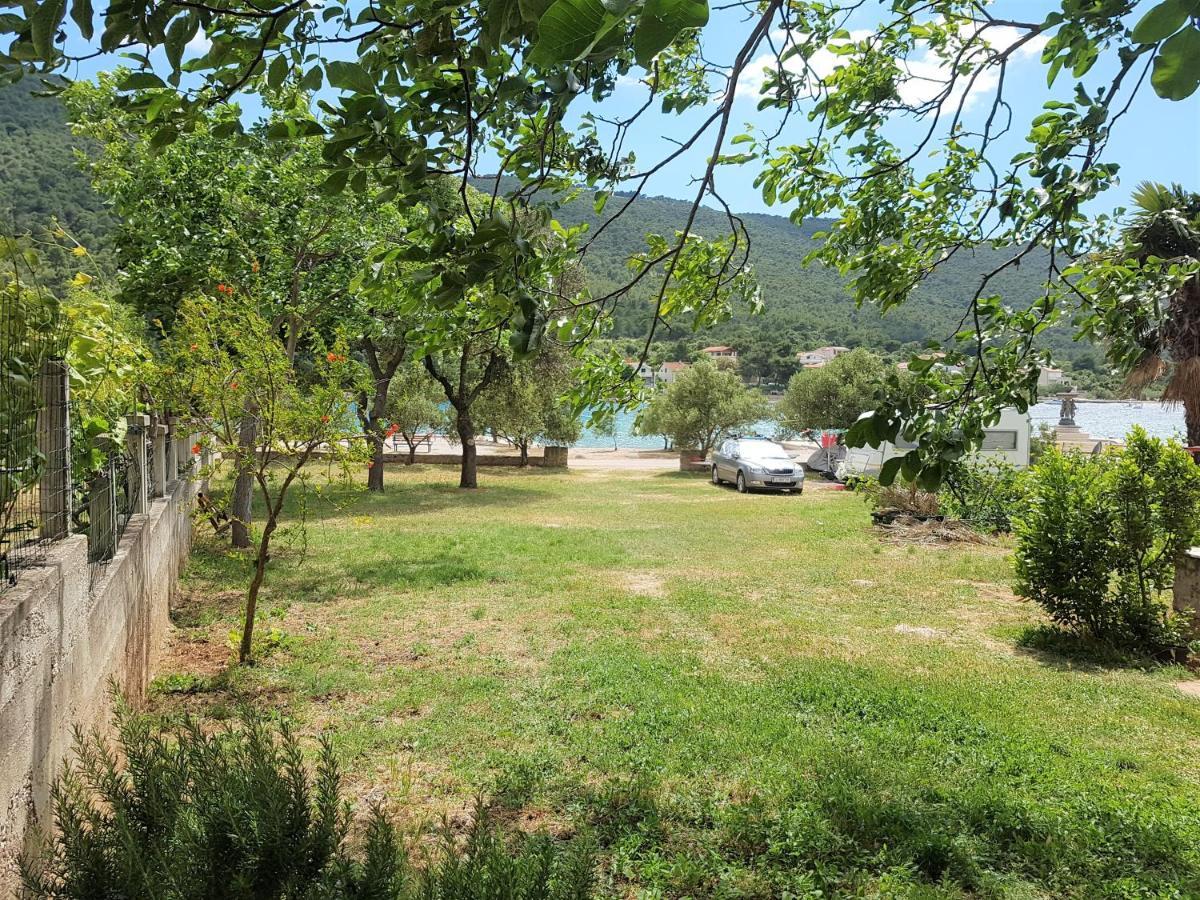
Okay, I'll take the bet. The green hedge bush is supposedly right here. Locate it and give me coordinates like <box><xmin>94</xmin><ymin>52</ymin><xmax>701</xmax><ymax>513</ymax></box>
<box><xmin>1014</xmin><ymin>428</ymin><xmax>1200</xmax><ymax>656</ymax></box>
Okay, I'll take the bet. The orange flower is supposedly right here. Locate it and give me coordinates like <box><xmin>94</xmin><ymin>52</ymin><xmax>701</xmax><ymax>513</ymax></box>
<box><xmin>321</xmin><ymin>415</ymin><xmax>330</xmax><ymax>423</ymax></box>
<box><xmin>251</xmin><ymin>260</ymin><xmax>260</xmax><ymax>273</ymax></box>
<box><xmin>191</xmin><ymin>443</ymin><xmax>201</xmax><ymax>455</ymax></box>
<box><xmin>189</xmin><ymin>343</ymin><xmax>198</xmax><ymax>351</ymax></box>
<box><xmin>216</xmin><ymin>283</ymin><xmax>233</xmax><ymax>295</ymax></box>
<box><xmin>230</xmin><ymin>380</ymin><xmax>239</xmax><ymax>390</ymax></box>
<box><xmin>325</xmin><ymin>352</ymin><xmax>345</xmax><ymax>363</ymax></box>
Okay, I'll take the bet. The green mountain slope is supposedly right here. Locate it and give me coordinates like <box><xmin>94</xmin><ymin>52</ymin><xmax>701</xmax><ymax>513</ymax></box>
<box><xmin>550</xmin><ymin>188</ymin><xmax>1093</xmax><ymax>366</ymax></box>
<box><xmin>0</xmin><ymin>81</ymin><xmax>114</xmax><ymax>288</ymax></box>
<box><xmin>0</xmin><ymin>87</ymin><xmax>1099</xmax><ymax>378</ymax></box>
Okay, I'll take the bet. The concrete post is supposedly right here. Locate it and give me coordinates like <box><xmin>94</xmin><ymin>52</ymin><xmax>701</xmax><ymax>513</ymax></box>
<box><xmin>152</xmin><ymin>424</ymin><xmax>168</xmax><ymax>498</ymax></box>
<box><xmin>88</xmin><ymin>468</ymin><xmax>115</xmax><ymax>562</ymax></box>
<box><xmin>124</xmin><ymin>415</ymin><xmax>149</xmax><ymax>514</ymax></box>
<box><xmin>165</xmin><ymin>417</ymin><xmax>178</xmax><ymax>483</ymax></box>
<box><xmin>544</xmin><ymin>446</ymin><xmax>569</xmax><ymax>468</ymax></box>
<box><xmin>36</xmin><ymin>358</ymin><xmax>71</xmax><ymax>540</ymax></box>
<box><xmin>1173</xmin><ymin>548</ymin><xmax>1200</xmax><ymax>637</ymax></box>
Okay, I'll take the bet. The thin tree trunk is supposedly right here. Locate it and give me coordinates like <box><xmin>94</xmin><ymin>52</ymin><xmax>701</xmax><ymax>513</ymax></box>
<box><xmin>519</xmin><ymin>441</ymin><xmax>529</xmax><ymax>466</ymax></box>
<box><xmin>406</xmin><ymin>440</ymin><xmax>417</xmax><ymax>465</ymax></box>
<box><xmin>457</xmin><ymin>410</ymin><xmax>478</xmax><ymax>488</ymax></box>
<box><xmin>361</xmin><ymin>338</ymin><xmax>404</xmax><ymax>492</ymax></box>
<box><xmin>239</xmin><ymin>516</ymin><xmax>277</xmax><ymax>664</ymax></box>
<box><xmin>230</xmin><ymin>411</ymin><xmax>256</xmax><ymax>549</ymax></box>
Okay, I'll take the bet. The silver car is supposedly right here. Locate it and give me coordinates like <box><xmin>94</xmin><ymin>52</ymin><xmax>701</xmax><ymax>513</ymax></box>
<box><xmin>710</xmin><ymin>438</ymin><xmax>805</xmax><ymax>494</ymax></box>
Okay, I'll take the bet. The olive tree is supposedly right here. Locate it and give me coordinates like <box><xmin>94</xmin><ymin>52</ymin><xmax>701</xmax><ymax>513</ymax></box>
<box><xmin>778</xmin><ymin>349</ymin><xmax>890</xmax><ymax>433</ymax></box>
<box><xmin>478</xmin><ymin>346</ymin><xmax>582</xmax><ymax>465</ymax></box>
<box><xmin>386</xmin><ymin>364</ymin><xmax>449</xmax><ymax>465</ymax></box>
<box><xmin>646</xmin><ymin>360</ymin><xmax>768</xmax><ymax>456</ymax></box>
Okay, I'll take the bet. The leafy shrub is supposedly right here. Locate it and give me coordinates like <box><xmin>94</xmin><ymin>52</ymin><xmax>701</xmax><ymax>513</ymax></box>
<box><xmin>1029</xmin><ymin>422</ymin><xmax>1057</xmax><ymax>465</ymax></box>
<box><xmin>1014</xmin><ymin>428</ymin><xmax>1200</xmax><ymax>656</ymax></box>
<box><xmin>21</xmin><ymin>702</ymin><xmax>595</xmax><ymax>899</ymax></box>
<box><xmin>940</xmin><ymin>461</ymin><xmax>1028</xmax><ymax>533</ymax></box>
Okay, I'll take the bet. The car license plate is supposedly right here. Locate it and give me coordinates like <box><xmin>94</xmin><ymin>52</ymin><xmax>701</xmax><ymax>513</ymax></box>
<box><xmin>769</xmin><ymin>477</ymin><xmax>793</xmax><ymax>484</ymax></box>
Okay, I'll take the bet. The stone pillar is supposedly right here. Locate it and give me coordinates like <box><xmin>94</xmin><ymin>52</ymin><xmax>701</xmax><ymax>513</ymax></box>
<box><xmin>543</xmin><ymin>445</ymin><xmax>569</xmax><ymax>468</ymax></box>
<box><xmin>165</xmin><ymin>417</ymin><xmax>179</xmax><ymax>482</ymax></box>
<box><xmin>678</xmin><ymin>448</ymin><xmax>707</xmax><ymax>473</ymax></box>
<box><xmin>88</xmin><ymin>467</ymin><xmax>115</xmax><ymax>562</ymax></box>
<box><xmin>36</xmin><ymin>358</ymin><xmax>71</xmax><ymax>540</ymax></box>
<box><xmin>152</xmin><ymin>424</ymin><xmax>168</xmax><ymax>498</ymax></box>
<box><xmin>1173</xmin><ymin>548</ymin><xmax>1200</xmax><ymax>636</ymax></box>
<box><xmin>124</xmin><ymin>415</ymin><xmax>149</xmax><ymax>514</ymax></box>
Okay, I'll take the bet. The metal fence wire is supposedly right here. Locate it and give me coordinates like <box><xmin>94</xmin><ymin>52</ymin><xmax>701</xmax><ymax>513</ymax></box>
<box><xmin>82</xmin><ymin>449</ymin><xmax>139</xmax><ymax>587</ymax></box>
<box><xmin>1</xmin><ymin>275</ymin><xmax>69</xmax><ymax>593</ymax></box>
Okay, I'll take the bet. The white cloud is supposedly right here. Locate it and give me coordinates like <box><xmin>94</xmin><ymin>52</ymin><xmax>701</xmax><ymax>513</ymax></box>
<box><xmin>734</xmin><ymin>22</ymin><xmax>1049</xmax><ymax>113</ymax></box>
<box><xmin>186</xmin><ymin>33</ymin><xmax>212</xmax><ymax>55</ymax></box>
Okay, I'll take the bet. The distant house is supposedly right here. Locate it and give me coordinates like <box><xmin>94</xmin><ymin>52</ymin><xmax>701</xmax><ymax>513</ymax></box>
<box><xmin>898</xmin><ymin>351</ymin><xmax>963</xmax><ymax>377</ymax></box>
<box><xmin>795</xmin><ymin>346</ymin><xmax>850</xmax><ymax>367</ymax></box>
<box><xmin>1038</xmin><ymin>366</ymin><xmax>1067</xmax><ymax>390</ymax></box>
<box><xmin>657</xmin><ymin>361</ymin><xmax>689</xmax><ymax>384</ymax></box>
<box><xmin>624</xmin><ymin>357</ymin><xmax>657</xmax><ymax>386</ymax></box>
<box><xmin>700</xmin><ymin>345</ymin><xmax>738</xmax><ymax>361</ymax></box>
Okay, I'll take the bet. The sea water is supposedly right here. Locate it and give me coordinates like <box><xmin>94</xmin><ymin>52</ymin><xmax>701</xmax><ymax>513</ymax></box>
<box><xmin>573</xmin><ymin>401</ymin><xmax>1187</xmax><ymax>450</ymax></box>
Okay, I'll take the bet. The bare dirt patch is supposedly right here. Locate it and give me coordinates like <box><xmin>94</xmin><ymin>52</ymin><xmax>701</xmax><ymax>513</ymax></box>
<box><xmin>621</xmin><ymin>571</ymin><xmax>668</xmax><ymax>599</ymax></box>
<box><xmin>893</xmin><ymin>624</ymin><xmax>945</xmax><ymax>639</ymax></box>
<box><xmin>1176</xmin><ymin>681</ymin><xmax>1200</xmax><ymax>700</ymax></box>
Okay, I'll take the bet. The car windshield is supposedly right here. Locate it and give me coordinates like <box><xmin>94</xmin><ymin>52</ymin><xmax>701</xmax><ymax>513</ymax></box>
<box><xmin>738</xmin><ymin>441</ymin><xmax>791</xmax><ymax>460</ymax></box>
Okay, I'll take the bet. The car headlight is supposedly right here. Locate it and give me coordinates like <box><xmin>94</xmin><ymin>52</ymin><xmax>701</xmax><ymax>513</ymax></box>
<box><xmin>747</xmin><ymin>464</ymin><xmax>766</xmax><ymax>475</ymax></box>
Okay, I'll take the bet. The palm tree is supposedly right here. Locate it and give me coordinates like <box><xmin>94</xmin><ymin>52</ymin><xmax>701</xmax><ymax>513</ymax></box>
<box><xmin>1096</xmin><ymin>182</ymin><xmax>1200</xmax><ymax>445</ymax></box>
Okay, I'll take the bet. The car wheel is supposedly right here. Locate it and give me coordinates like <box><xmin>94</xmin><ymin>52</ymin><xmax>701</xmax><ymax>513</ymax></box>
<box><xmin>711</xmin><ymin>465</ymin><xmax>721</xmax><ymax>485</ymax></box>
<box><xmin>736</xmin><ymin>471</ymin><xmax>747</xmax><ymax>493</ymax></box>
<box><xmin>794</xmin><ymin>486</ymin><xmax>804</xmax><ymax>495</ymax></box>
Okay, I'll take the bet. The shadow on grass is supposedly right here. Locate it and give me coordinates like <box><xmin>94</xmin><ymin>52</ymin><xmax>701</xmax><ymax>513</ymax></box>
<box><xmin>1015</xmin><ymin>624</ymin><xmax>1174</xmax><ymax>673</ymax></box>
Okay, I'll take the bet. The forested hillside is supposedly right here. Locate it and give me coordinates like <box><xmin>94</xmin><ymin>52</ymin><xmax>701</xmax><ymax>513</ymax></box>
<box><xmin>548</xmin><ymin>188</ymin><xmax>1102</xmax><ymax>377</ymax></box>
<box><xmin>0</xmin><ymin>81</ymin><xmax>114</xmax><ymax>287</ymax></box>
<box><xmin>0</xmin><ymin>85</ymin><xmax>1101</xmax><ymax>380</ymax></box>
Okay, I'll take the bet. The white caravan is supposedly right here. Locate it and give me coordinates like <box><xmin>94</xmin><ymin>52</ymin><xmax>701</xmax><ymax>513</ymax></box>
<box><xmin>835</xmin><ymin>407</ymin><xmax>1032</xmax><ymax>481</ymax></box>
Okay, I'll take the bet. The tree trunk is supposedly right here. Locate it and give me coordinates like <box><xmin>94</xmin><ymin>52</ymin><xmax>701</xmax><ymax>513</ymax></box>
<box><xmin>406</xmin><ymin>441</ymin><xmax>417</xmax><ymax>465</ymax></box>
<box><xmin>519</xmin><ymin>441</ymin><xmax>529</xmax><ymax>466</ymax></box>
<box><xmin>1186</xmin><ymin>393</ymin><xmax>1200</xmax><ymax>455</ymax></box>
<box><xmin>239</xmin><ymin>515</ymin><xmax>277</xmax><ymax>664</ymax></box>
<box><xmin>457</xmin><ymin>410</ymin><xmax>478</xmax><ymax>488</ymax></box>
<box><xmin>368</xmin><ymin>432</ymin><xmax>386</xmax><ymax>491</ymax></box>
<box><xmin>230</xmin><ymin>412</ymin><xmax>257</xmax><ymax>549</ymax></box>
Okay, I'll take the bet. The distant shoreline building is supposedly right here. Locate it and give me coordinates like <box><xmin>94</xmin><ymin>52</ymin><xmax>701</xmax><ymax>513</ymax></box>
<box><xmin>657</xmin><ymin>361</ymin><xmax>688</xmax><ymax>384</ymax></box>
<box><xmin>796</xmin><ymin>345</ymin><xmax>850</xmax><ymax>368</ymax></box>
<box><xmin>700</xmin><ymin>345</ymin><xmax>738</xmax><ymax>362</ymax></box>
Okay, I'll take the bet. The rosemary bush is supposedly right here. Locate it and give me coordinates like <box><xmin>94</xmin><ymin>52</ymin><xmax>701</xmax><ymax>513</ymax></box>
<box><xmin>21</xmin><ymin>702</ymin><xmax>594</xmax><ymax>900</ymax></box>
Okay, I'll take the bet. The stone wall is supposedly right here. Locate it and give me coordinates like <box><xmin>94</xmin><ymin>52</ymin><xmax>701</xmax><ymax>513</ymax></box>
<box><xmin>0</xmin><ymin>476</ymin><xmax>196</xmax><ymax>890</ymax></box>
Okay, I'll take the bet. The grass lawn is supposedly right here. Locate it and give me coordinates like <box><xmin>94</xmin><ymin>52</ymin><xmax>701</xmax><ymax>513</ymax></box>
<box><xmin>160</xmin><ymin>465</ymin><xmax>1200</xmax><ymax>898</ymax></box>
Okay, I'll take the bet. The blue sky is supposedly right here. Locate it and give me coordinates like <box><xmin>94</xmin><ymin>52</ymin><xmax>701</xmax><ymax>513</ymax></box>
<box><xmin>570</xmin><ymin>3</ymin><xmax>1200</xmax><ymax>218</ymax></box>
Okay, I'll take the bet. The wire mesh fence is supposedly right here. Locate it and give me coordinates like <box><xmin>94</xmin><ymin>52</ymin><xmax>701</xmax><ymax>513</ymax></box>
<box><xmin>3</xmin><ymin>268</ymin><xmax>197</xmax><ymax>595</ymax></box>
<box><xmin>2</xmin><ymin>275</ymin><xmax>70</xmax><ymax>591</ymax></box>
